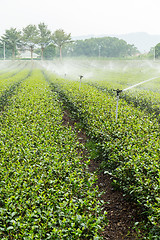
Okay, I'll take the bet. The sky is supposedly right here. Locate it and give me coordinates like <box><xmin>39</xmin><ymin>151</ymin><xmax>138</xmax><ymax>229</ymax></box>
<box><xmin>1</xmin><ymin>0</ymin><xmax>160</xmax><ymax>37</ymax></box>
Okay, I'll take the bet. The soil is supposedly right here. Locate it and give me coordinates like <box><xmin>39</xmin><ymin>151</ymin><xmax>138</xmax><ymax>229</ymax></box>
<box><xmin>62</xmin><ymin>110</ymin><xmax>143</xmax><ymax>240</ymax></box>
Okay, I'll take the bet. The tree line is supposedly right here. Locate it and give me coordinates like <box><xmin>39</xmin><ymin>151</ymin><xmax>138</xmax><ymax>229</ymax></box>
<box><xmin>0</xmin><ymin>23</ymin><xmax>138</xmax><ymax>60</ymax></box>
<box><xmin>0</xmin><ymin>23</ymin><xmax>71</xmax><ymax>60</ymax></box>
<box><xmin>63</xmin><ymin>37</ymin><xmax>138</xmax><ymax>58</ymax></box>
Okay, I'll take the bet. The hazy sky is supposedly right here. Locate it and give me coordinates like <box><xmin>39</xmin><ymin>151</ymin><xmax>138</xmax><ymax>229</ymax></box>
<box><xmin>1</xmin><ymin>0</ymin><xmax>160</xmax><ymax>37</ymax></box>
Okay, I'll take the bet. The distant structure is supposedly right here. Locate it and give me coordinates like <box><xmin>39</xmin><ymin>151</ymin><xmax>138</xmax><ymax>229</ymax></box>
<box><xmin>18</xmin><ymin>50</ymin><xmax>40</xmax><ymax>59</ymax></box>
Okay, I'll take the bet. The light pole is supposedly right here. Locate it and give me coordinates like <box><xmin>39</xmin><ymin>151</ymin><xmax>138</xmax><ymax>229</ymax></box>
<box><xmin>3</xmin><ymin>42</ymin><xmax>5</xmax><ymax>60</ymax></box>
<box><xmin>98</xmin><ymin>45</ymin><xmax>101</xmax><ymax>58</ymax></box>
<box><xmin>154</xmin><ymin>46</ymin><xmax>156</xmax><ymax>61</ymax></box>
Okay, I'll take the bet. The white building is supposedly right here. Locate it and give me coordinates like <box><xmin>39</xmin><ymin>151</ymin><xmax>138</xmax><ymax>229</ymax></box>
<box><xmin>18</xmin><ymin>50</ymin><xmax>40</xmax><ymax>59</ymax></box>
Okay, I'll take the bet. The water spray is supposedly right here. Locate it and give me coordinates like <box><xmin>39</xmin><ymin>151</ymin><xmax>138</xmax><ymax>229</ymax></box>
<box><xmin>123</xmin><ymin>76</ymin><xmax>160</xmax><ymax>92</ymax></box>
<box><xmin>79</xmin><ymin>75</ymin><xmax>83</xmax><ymax>90</ymax></box>
<box><xmin>113</xmin><ymin>75</ymin><xmax>160</xmax><ymax>122</ymax></box>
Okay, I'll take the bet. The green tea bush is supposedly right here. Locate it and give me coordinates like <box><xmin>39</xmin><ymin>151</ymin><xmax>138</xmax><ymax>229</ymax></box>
<box><xmin>45</xmin><ymin>71</ymin><xmax>160</xmax><ymax>239</ymax></box>
<box><xmin>0</xmin><ymin>69</ymin><xmax>31</xmax><ymax>110</ymax></box>
<box><xmin>0</xmin><ymin>69</ymin><xmax>106</xmax><ymax>239</ymax></box>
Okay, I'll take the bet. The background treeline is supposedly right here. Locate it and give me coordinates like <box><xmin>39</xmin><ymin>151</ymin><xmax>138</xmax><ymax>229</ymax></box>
<box><xmin>0</xmin><ymin>23</ymin><xmax>139</xmax><ymax>60</ymax></box>
<box><xmin>63</xmin><ymin>37</ymin><xmax>138</xmax><ymax>58</ymax></box>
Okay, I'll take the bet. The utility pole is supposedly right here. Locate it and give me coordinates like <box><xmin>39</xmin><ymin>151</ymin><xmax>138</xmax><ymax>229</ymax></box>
<box><xmin>154</xmin><ymin>46</ymin><xmax>156</xmax><ymax>61</ymax></box>
<box><xmin>99</xmin><ymin>45</ymin><xmax>101</xmax><ymax>58</ymax></box>
<box><xmin>3</xmin><ymin>42</ymin><xmax>5</xmax><ymax>60</ymax></box>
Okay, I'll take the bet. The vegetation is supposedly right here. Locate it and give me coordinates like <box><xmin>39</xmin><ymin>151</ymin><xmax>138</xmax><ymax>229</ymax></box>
<box><xmin>0</xmin><ymin>23</ymin><xmax>140</xmax><ymax>60</ymax></box>
<box><xmin>63</xmin><ymin>37</ymin><xmax>139</xmax><ymax>57</ymax></box>
<box><xmin>52</xmin><ymin>29</ymin><xmax>72</xmax><ymax>59</ymax></box>
<box><xmin>1</xmin><ymin>28</ymin><xmax>22</xmax><ymax>59</ymax></box>
<box><xmin>41</xmin><ymin>59</ymin><xmax>160</xmax><ymax>239</ymax></box>
<box><xmin>0</xmin><ymin>66</ymin><xmax>106</xmax><ymax>239</ymax></box>
<box><xmin>3</xmin><ymin>23</ymin><xmax>160</xmax><ymax>60</ymax></box>
<box><xmin>35</xmin><ymin>44</ymin><xmax>56</xmax><ymax>60</ymax></box>
<box><xmin>22</xmin><ymin>25</ymin><xmax>39</xmax><ymax>60</ymax></box>
<box><xmin>155</xmin><ymin>43</ymin><xmax>160</xmax><ymax>59</ymax></box>
<box><xmin>0</xmin><ymin>58</ymin><xmax>160</xmax><ymax>239</ymax></box>
<box><xmin>37</xmin><ymin>23</ymin><xmax>52</xmax><ymax>60</ymax></box>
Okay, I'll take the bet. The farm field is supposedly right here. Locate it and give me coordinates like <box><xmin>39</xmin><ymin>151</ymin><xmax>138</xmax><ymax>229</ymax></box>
<box><xmin>0</xmin><ymin>59</ymin><xmax>160</xmax><ymax>239</ymax></box>
<box><xmin>41</xmin><ymin>58</ymin><xmax>160</xmax><ymax>239</ymax></box>
<box><xmin>0</xmin><ymin>64</ymin><xmax>106</xmax><ymax>239</ymax></box>
<box><xmin>41</xmin><ymin>59</ymin><xmax>160</xmax><ymax>120</ymax></box>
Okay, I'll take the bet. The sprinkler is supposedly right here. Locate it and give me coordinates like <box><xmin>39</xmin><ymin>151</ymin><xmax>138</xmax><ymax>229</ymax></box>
<box><xmin>113</xmin><ymin>75</ymin><xmax>160</xmax><ymax>122</ymax></box>
<box><xmin>113</xmin><ymin>89</ymin><xmax>122</xmax><ymax>96</ymax></box>
<box><xmin>79</xmin><ymin>75</ymin><xmax>83</xmax><ymax>90</ymax></box>
<box><xmin>113</xmin><ymin>89</ymin><xmax>123</xmax><ymax>122</ymax></box>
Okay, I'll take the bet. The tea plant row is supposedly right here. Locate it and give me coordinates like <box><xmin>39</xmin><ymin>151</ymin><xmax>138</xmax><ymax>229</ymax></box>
<box><xmin>0</xmin><ymin>60</ymin><xmax>29</xmax><ymax>79</ymax></box>
<box><xmin>0</xmin><ymin>69</ymin><xmax>106</xmax><ymax>239</ymax></box>
<box><xmin>45</xmin><ymin>71</ymin><xmax>160</xmax><ymax>239</ymax></box>
<box><xmin>0</xmin><ymin>69</ymin><xmax>31</xmax><ymax>111</ymax></box>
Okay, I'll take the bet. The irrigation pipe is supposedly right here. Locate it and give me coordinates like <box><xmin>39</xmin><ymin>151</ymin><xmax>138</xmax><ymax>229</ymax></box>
<box><xmin>113</xmin><ymin>89</ymin><xmax>122</xmax><ymax>122</ymax></box>
<box><xmin>79</xmin><ymin>75</ymin><xmax>83</xmax><ymax>90</ymax></box>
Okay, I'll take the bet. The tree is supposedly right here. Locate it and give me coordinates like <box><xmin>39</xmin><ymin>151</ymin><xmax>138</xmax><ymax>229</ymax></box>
<box><xmin>52</xmin><ymin>29</ymin><xmax>72</xmax><ymax>59</ymax></box>
<box><xmin>22</xmin><ymin>24</ymin><xmax>39</xmax><ymax>60</ymax></box>
<box><xmin>154</xmin><ymin>43</ymin><xmax>160</xmax><ymax>59</ymax></box>
<box><xmin>35</xmin><ymin>44</ymin><xmax>56</xmax><ymax>59</ymax></box>
<box><xmin>64</xmin><ymin>37</ymin><xmax>138</xmax><ymax>58</ymax></box>
<box><xmin>0</xmin><ymin>40</ymin><xmax>13</xmax><ymax>59</ymax></box>
<box><xmin>1</xmin><ymin>28</ymin><xmax>22</xmax><ymax>59</ymax></box>
<box><xmin>38</xmin><ymin>23</ymin><xmax>52</xmax><ymax>60</ymax></box>
<box><xmin>43</xmin><ymin>44</ymin><xmax>56</xmax><ymax>59</ymax></box>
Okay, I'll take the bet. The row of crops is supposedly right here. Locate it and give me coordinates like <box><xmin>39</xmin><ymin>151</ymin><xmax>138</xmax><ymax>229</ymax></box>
<box><xmin>84</xmin><ymin>69</ymin><xmax>160</xmax><ymax>122</ymax></box>
<box><xmin>42</xmin><ymin>62</ymin><xmax>160</xmax><ymax>239</ymax></box>
<box><xmin>42</xmin><ymin>59</ymin><xmax>160</xmax><ymax>120</ymax></box>
<box><xmin>1</xmin><ymin>59</ymin><xmax>160</xmax><ymax>239</ymax></box>
<box><xmin>0</xmin><ymin>68</ymin><xmax>106</xmax><ymax>239</ymax></box>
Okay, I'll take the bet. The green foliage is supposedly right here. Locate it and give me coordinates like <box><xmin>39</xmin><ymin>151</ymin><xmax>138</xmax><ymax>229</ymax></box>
<box><xmin>52</xmin><ymin>29</ymin><xmax>72</xmax><ymax>58</ymax></box>
<box><xmin>52</xmin><ymin>29</ymin><xmax>72</xmax><ymax>48</ymax></box>
<box><xmin>0</xmin><ymin>24</ymin><xmax>139</xmax><ymax>59</ymax></box>
<box><xmin>37</xmin><ymin>23</ymin><xmax>52</xmax><ymax>60</ymax></box>
<box><xmin>64</xmin><ymin>37</ymin><xmax>138</xmax><ymax>57</ymax></box>
<box><xmin>0</xmin><ymin>42</ymin><xmax>13</xmax><ymax>59</ymax></box>
<box><xmin>0</xmin><ymin>68</ymin><xmax>106</xmax><ymax>239</ymax></box>
<box><xmin>22</xmin><ymin>24</ymin><xmax>39</xmax><ymax>46</ymax></box>
<box><xmin>43</xmin><ymin>44</ymin><xmax>56</xmax><ymax>59</ymax></box>
<box><xmin>34</xmin><ymin>44</ymin><xmax>56</xmax><ymax>60</ymax></box>
<box><xmin>44</xmin><ymin>65</ymin><xmax>160</xmax><ymax>239</ymax></box>
<box><xmin>1</xmin><ymin>59</ymin><xmax>159</xmax><ymax>239</ymax></box>
<box><xmin>155</xmin><ymin>43</ymin><xmax>160</xmax><ymax>59</ymax></box>
<box><xmin>82</xmin><ymin>60</ymin><xmax>160</xmax><ymax>122</ymax></box>
<box><xmin>1</xmin><ymin>28</ymin><xmax>22</xmax><ymax>59</ymax></box>
<box><xmin>0</xmin><ymin>69</ymin><xmax>31</xmax><ymax>110</ymax></box>
<box><xmin>22</xmin><ymin>25</ymin><xmax>39</xmax><ymax>60</ymax></box>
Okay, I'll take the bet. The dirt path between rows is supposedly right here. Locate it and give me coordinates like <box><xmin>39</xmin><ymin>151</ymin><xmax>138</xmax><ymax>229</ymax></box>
<box><xmin>62</xmin><ymin>110</ymin><xmax>143</xmax><ymax>240</ymax></box>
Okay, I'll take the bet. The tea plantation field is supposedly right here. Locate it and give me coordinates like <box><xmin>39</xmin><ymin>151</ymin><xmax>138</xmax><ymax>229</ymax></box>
<box><xmin>0</xmin><ymin>62</ymin><xmax>106</xmax><ymax>239</ymax></box>
<box><xmin>41</xmin><ymin>59</ymin><xmax>160</xmax><ymax>239</ymax></box>
<box><xmin>0</xmin><ymin>59</ymin><xmax>160</xmax><ymax>239</ymax></box>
